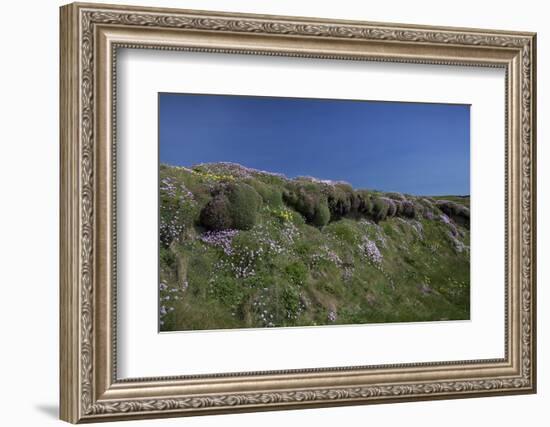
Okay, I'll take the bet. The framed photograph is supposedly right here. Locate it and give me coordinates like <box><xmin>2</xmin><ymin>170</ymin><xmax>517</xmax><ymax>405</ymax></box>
<box><xmin>60</xmin><ymin>2</ymin><xmax>537</xmax><ymax>423</ymax></box>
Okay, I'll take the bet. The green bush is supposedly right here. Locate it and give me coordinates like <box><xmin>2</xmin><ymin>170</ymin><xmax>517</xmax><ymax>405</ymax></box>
<box><xmin>401</xmin><ymin>200</ymin><xmax>416</xmax><ymax>218</ymax></box>
<box><xmin>387</xmin><ymin>192</ymin><xmax>405</xmax><ymax>200</ymax></box>
<box><xmin>384</xmin><ymin>198</ymin><xmax>397</xmax><ymax>217</ymax></box>
<box><xmin>283</xmin><ymin>183</ymin><xmax>331</xmax><ymax>226</ymax></box>
<box><xmin>227</xmin><ymin>183</ymin><xmax>262</xmax><ymax>230</ymax></box>
<box><xmin>371</xmin><ymin>197</ymin><xmax>389</xmax><ymax>222</ymax></box>
<box><xmin>199</xmin><ymin>194</ymin><xmax>233</xmax><ymax>231</ymax></box>
<box><xmin>326</xmin><ymin>184</ymin><xmax>353</xmax><ymax>219</ymax></box>
<box><xmin>393</xmin><ymin>200</ymin><xmax>403</xmax><ymax>216</ymax></box>
<box><xmin>355</xmin><ymin>190</ymin><xmax>373</xmax><ymax>216</ymax></box>
<box><xmin>248</xmin><ymin>179</ymin><xmax>283</xmax><ymax>206</ymax></box>
<box><xmin>283</xmin><ymin>186</ymin><xmax>314</xmax><ymax>219</ymax></box>
<box><xmin>199</xmin><ymin>183</ymin><xmax>262</xmax><ymax>231</ymax></box>
<box><xmin>435</xmin><ymin>200</ymin><xmax>470</xmax><ymax>228</ymax></box>
<box><xmin>312</xmin><ymin>199</ymin><xmax>331</xmax><ymax>227</ymax></box>
<box><xmin>413</xmin><ymin>202</ymin><xmax>425</xmax><ymax>218</ymax></box>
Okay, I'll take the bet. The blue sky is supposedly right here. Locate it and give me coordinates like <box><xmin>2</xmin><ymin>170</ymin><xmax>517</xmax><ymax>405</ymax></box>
<box><xmin>159</xmin><ymin>93</ymin><xmax>470</xmax><ymax>195</ymax></box>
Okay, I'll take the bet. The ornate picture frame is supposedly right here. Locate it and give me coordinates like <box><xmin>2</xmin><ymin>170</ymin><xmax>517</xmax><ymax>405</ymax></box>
<box><xmin>60</xmin><ymin>2</ymin><xmax>536</xmax><ymax>423</ymax></box>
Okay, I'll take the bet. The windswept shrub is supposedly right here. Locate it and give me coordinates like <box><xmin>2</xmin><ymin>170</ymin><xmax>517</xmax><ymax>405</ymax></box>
<box><xmin>312</xmin><ymin>199</ymin><xmax>331</xmax><ymax>227</ymax></box>
<box><xmin>382</xmin><ymin>197</ymin><xmax>397</xmax><ymax>217</ymax></box>
<box><xmin>355</xmin><ymin>190</ymin><xmax>373</xmax><ymax>216</ymax></box>
<box><xmin>393</xmin><ymin>199</ymin><xmax>403</xmax><ymax>216</ymax></box>
<box><xmin>386</xmin><ymin>192</ymin><xmax>406</xmax><ymax>201</ymax></box>
<box><xmin>413</xmin><ymin>202</ymin><xmax>425</xmax><ymax>218</ymax></box>
<box><xmin>283</xmin><ymin>182</ymin><xmax>330</xmax><ymax>227</ymax></box>
<box><xmin>435</xmin><ymin>200</ymin><xmax>470</xmax><ymax>228</ymax></box>
<box><xmin>325</xmin><ymin>183</ymin><xmax>354</xmax><ymax>219</ymax></box>
<box><xmin>226</xmin><ymin>182</ymin><xmax>262</xmax><ymax>230</ymax></box>
<box><xmin>371</xmin><ymin>196</ymin><xmax>389</xmax><ymax>222</ymax></box>
<box><xmin>248</xmin><ymin>179</ymin><xmax>283</xmax><ymax>206</ymax></box>
<box><xmin>417</xmin><ymin>198</ymin><xmax>436</xmax><ymax>219</ymax></box>
<box><xmin>400</xmin><ymin>200</ymin><xmax>417</xmax><ymax>219</ymax></box>
<box><xmin>199</xmin><ymin>194</ymin><xmax>233</xmax><ymax>231</ymax></box>
<box><xmin>199</xmin><ymin>183</ymin><xmax>262</xmax><ymax>231</ymax></box>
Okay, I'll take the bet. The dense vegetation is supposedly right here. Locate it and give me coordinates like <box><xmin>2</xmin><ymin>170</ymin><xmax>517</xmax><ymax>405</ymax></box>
<box><xmin>159</xmin><ymin>162</ymin><xmax>470</xmax><ymax>331</ymax></box>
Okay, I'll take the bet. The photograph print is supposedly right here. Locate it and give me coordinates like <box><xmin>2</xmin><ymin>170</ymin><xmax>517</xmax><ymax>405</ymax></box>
<box><xmin>158</xmin><ymin>93</ymin><xmax>470</xmax><ymax>332</ymax></box>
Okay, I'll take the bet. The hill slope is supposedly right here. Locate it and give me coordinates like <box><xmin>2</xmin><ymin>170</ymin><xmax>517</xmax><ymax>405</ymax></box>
<box><xmin>159</xmin><ymin>162</ymin><xmax>470</xmax><ymax>331</ymax></box>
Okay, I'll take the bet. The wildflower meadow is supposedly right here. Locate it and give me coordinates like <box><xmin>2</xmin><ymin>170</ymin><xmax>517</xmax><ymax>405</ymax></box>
<box><xmin>158</xmin><ymin>162</ymin><xmax>470</xmax><ymax>331</ymax></box>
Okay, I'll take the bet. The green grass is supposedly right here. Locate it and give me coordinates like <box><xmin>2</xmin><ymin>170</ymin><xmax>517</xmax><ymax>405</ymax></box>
<box><xmin>159</xmin><ymin>162</ymin><xmax>470</xmax><ymax>331</ymax></box>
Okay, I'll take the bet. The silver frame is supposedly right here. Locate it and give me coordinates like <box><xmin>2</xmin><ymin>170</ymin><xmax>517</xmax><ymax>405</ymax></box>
<box><xmin>60</xmin><ymin>2</ymin><xmax>537</xmax><ymax>423</ymax></box>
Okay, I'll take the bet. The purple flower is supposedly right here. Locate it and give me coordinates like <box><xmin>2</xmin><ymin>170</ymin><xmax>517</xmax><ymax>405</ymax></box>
<box><xmin>328</xmin><ymin>311</ymin><xmax>337</xmax><ymax>322</ymax></box>
<box><xmin>419</xmin><ymin>283</ymin><xmax>432</xmax><ymax>295</ymax></box>
<box><xmin>200</xmin><ymin>229</ymin><xmax>239</xmax><ymax>256</ymax></box>
<box><xmin>439</xmin><ymin>214</ymin><xmax>451</xmax><ymax>225</ymax></box>
<box><xmin>359</xmin><ymin>236</ymin><xmax>382</xmax><ymax>264</ymax></box>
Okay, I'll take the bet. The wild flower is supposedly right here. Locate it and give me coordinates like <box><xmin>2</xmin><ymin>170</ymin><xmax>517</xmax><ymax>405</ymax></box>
<box><xmin>259</xmin><ymin>237</ymin><xmax>284</xmax><ymax>254</ymax></box>
<box><xmin>231</xmin><ymin>249</ymin><xmax>260</xmax><ymax>278</ymax></box>
<box><xmin>160</xmin><ymin>214</ymin><xmax>185</xmax><ymax>247</ymax></box>
<box><xmin>160</xmin><ymin>176</ymin><xmax>197</xmax><ymax>246</ymax></box>
<box><xmin>419</xmin><ymin>283</ymin><xmax>432</xmax><ymax>295</ymax></box>
<box><xmin>359</xmin><ymin>219</ymin><xmax>387</xmax><ymax>248</ymax></box>
<box><xmin>269</xmin><ymin>206</ymin><xmax>293</xmax><ymax>223</ymax></box>
<box><xmin>296</xmin><ymin>175</ymin><xmax>350</xmax><ymax>187</ymax></box>
<box><xmin>200</xmin><ymin>229</ymin><xmax>239</xmax><ymax>256</ymax></box>
<box><xmin>439</xmin><ymin>214</ymin><xmax>451</xmax><ymax>225</ymax></box>
<box><xmin>160</xmin><ymin>177</ymin><xmax>177</xmax><ymax>197</ymax></box>
<box><xmin>160</xmin><ymin>177</ymin><xmax>195</xmax><ymax>201</ymax></box>
<box><xmin>359</xmin><ymin>236</ymin><xmax>383</xmax><ymax>264</ymax></box>
<box><xmin>251</xmin><ymin>288</ymin><xmax>277</xmax><ymax>326</ymax></box>
<box><xmin>159</xmin><ymin>279</ymin><xmax>189</xmax><ymax>327</ymax></box>
<box><xmin>448</xmin><ymin>232</ymin><xmax>468</xmax><ymax>253</ymax></box>
<box><xmin>410</xmin><ymin>220</ymin><xmax>424</xmax><ymax>240</ymax></box>
<box><xmin>282</xmin><ymin>222</ymin><xmax>299</xmax><ymax>245</ymax></box>
<box><xmin>193</xmin><ymin>162</ymin><xmax>287</xmax><ymax>180</ymax></box>
<box><xmin>179</xmin><ymin>183</ymin><xmax>194</xmax><ymax>200</ymax></box>
<box><xmin>325</xmin><ymin>249</ymin><xmax>343</xmax><ymax>266</ymax></box>
<box><xmin>342</xmin><ymin>266</ymin><xmax>354</xmax><ymax>283</ymax></box>
<box><xmin>251</xmin><ymin>227</ymin><xmax>285</xmax><ymax>255</ymax></box>
<box><xmin>182</xmin><ymin>280</ymin><xmax>189</xmax><ymax>292</ymax></box>
<box><xmin>328</xmin><ymin>310</ymin><xmax>337</xmax><ymax>322</ymax></box>
<box><xmin>311</xmin><ymin>245</ymin><xmax>343</xmax><ymax>267</ymax></box>
<box><xmin>439</xmin><ymin>214</ymin><xmax>460</xmax><ymax>238</ymax></box>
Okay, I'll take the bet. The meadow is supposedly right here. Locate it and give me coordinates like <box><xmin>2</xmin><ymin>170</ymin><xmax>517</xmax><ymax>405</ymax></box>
<box><xmin>159</xmin><ymin>162</ymin><xmax>470</xmax><ymax>331</ymax></box>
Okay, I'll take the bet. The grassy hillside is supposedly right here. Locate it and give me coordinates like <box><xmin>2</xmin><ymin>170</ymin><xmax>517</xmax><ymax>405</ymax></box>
<box><xmin>159</xmin><ymin>162</ymin><xmax>470</xmax><ymax>331</ymax></box>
